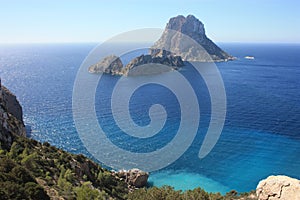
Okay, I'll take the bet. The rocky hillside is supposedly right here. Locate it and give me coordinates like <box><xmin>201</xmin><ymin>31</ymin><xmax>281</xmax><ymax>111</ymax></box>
<box><xmin>151</xmin><ymin>15</ymin><xmax>234</xmax><ymax>62</ymax></box>
<box><xmin>0</xmin><ymin>80</ymin><xmax>129</xmax><ymax>199</ymax></box>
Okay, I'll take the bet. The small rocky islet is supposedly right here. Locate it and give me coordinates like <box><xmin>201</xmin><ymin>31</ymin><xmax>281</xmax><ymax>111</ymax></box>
<box><xmin>88</xmin><ymin>49</ymin><xmax>184</xmax><ymax>76</ymax></box>
<box><xmin>88</xmin><ymin>14</ymin><xmax>235</xmax><ymax>76</ymax></box>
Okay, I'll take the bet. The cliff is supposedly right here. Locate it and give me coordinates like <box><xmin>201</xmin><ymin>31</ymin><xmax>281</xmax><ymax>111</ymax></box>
<box><xmin>0</xmin><ymin>79</ymin><xmax>26</xmax><ymax>150</ymax></box>
<box><xmin>151</xmin><ymin>15</ymin><xmax>234</xmax><ymax>62</ymax></box>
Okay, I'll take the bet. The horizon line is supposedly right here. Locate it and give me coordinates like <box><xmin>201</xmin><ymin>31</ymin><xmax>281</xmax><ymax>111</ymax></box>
<box><xmin>1</xmin><ymin>41</ymin><xmax>300</xmax><ymax>45</ymax></box>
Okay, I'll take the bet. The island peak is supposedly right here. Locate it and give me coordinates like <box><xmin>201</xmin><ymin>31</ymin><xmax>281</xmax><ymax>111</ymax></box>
<box><xmin>151</xmin><ymin>14</ymin><xmax>234</xmax><ymax>62</ymax></box>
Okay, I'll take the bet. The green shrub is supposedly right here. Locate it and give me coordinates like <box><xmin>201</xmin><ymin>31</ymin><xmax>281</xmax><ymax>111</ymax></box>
<box><xmin>75</xmin><ymin>182</ymin><xmax>107</xmax><ymax>200</ymax></box>
<box><xmin>24</xmin><ymin>182</ymin><xmax>50</xmax><ymax>200</ymax></box>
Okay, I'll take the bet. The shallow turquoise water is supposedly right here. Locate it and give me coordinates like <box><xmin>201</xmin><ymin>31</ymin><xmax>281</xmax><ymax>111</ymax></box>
<box><xmin>149</xmin><ymin>170</ymin><xmax>230</xmax><ymax>193</ymax></box>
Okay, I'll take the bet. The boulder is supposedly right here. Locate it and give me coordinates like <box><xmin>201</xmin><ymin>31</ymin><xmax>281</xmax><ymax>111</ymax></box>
<box><xmin>117</xmin><ymin>168</ymin><xmax>149</xmax><ymax>188</ymax></box>
<box><xmin>126</xmin><ymin>168</ymin><xmax>149</xmax><ymax>188</ymax></box>
<box><xmin>256</xmin><ymin>175</ymin><xmax>300</xmax><ymax>200</ymax></box>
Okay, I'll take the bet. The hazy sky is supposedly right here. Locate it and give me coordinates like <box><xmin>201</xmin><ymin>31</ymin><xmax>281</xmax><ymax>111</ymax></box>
<box><xmin>0</xmin><ymin>0</ymin><xmax>299</xmax><ymax>43</ymax></box>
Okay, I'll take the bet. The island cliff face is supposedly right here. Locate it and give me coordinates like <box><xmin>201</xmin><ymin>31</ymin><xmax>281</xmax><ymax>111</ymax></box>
<box><xmin>0</xmin><ymin>79</ymin><xmax>26</xmax><ymax>149</ymax></box>
<box><xmin>151</xmin><ymin>15</ymin><xmax>234</xmax><ymax>62</ymax></box>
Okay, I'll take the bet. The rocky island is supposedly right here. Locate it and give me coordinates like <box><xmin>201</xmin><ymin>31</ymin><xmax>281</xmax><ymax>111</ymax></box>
<box><xmin>88</xmin><ymin>50</ymin><xmax>184</xmax><ymax>76</ymax></box>
<box><xmin>151</xmin><ymin>14</ymin><xmax>234</xmax><ymax>62</ymax></box>
<box><xmin>88</xmin><ymin>14</ymin><xmax>234</xmax><ymax>75</ymax></box>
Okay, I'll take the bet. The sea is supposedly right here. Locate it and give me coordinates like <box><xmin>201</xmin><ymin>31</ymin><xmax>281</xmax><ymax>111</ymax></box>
<box><xmin>0</xmin><ymin>43</ymin><xmax>299</xmax><ymax>194</ymax></box>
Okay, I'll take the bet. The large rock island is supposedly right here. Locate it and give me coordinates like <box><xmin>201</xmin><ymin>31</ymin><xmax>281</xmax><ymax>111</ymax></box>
<box><xmin>151</xmin><ymin>15</ymin><xmax>234</xmax><ymax>62</ymax></box>
<box><xmin>89</xmin><ymin>14</ymin><xmax>234</xmax><ymax>75</ymax></box>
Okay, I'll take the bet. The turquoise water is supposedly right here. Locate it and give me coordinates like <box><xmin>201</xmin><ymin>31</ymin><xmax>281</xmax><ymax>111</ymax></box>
<box><xmin>0</xmin><ymin>43</ymin><xmax>300</xmax><ymax>193</ymax></box>
<box><xmin>148</xmin><ymin>170</ymin><xmax>230</xmax><ymax>193</ymax></box>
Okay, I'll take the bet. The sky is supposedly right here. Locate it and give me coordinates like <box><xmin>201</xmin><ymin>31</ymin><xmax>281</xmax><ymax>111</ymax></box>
<box><xmin>0</xmin><ymin>0</ymin><xmax>299</xmax><ymax>43</ymax></box>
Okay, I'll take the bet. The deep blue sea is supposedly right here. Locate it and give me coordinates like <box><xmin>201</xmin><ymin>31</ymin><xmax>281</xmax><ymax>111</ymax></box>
<box><xmin>0</xmin><ymin>43</ymin><xmax>300</xmax><ymax>194</ymax></box>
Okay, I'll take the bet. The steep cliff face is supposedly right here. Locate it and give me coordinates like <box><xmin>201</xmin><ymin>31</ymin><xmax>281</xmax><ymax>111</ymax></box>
<box><xmin>0</xmin><ymin>79</ymin><xmax>26</xmax><ymax>149</ymax></box>
<box><xmin>151</xmin><ymin>15</ymin><xmax>234</xmax><ymax>62</ymax></box>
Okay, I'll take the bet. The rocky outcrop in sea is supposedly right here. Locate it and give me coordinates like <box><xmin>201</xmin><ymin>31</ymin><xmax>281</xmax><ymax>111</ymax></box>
<box><xmin>88</xmin><ymin>55</ymin><xmax>124</xmax><ymax>75</ymax></box>
<box><xmin>88</xmin><ymin>50</ymin><xmax>184</xmax><ymax>76</ymax></box>
<box><xmin>151</xmin><ymin>14</ymin><xmax>234</xmax><ymax>62</ymax></box>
